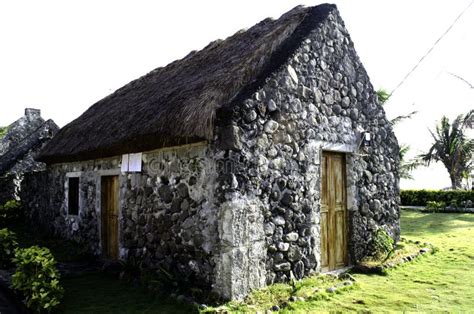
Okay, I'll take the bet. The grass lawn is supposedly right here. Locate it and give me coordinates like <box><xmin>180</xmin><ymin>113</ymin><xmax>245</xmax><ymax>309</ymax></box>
<box><xmin>211</xmin><ymin>210</ymin><xmax>474</xmax><ymax>313</ymax></box>
<box><xmin>5</xmin><ymin>210</ymin><xmax>474</xmax><ymax>312</ymax></box>
<box><xmin>59</xmin><ymin>273</ymin><xmax>195</xmax><ymax>313</ymax></box>
<box><xmin>4</xmin><ymin>222</ymin><xmax>195</xmax><ymax>313</ymax></box>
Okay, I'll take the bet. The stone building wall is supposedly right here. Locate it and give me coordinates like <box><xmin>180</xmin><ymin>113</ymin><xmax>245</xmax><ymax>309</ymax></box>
<box><xmin>0</xmin><ymin>109</ymin><xmax>58</xmax><ymax>176</ymax></box>
<box><xmin>21</xmin><ymin>171</ymin><xmax>53</xmax><ymax>232</ymax></box>
<box><xmin>214</xmin><ymin>8</ymin><xmax>400</xmax><ymax>295</ymax></box>
<box><xmin>0</xmin><ymin>109</ymin><xmax>45</xmax><ymax>156</ymax></box>
<box><xmin>121</xmin><ymin>144</ymin><xmax>219</xmax><ymax>287</ymax></box>
<box><xmin>22</xmin><ymin>143</ymin><xmax>221</xmax><ymax>288</ymax></box>
<box><xmin>21</xmin><ymin>8</ymin><xmax>400</xmax><ymax>302</ymax></box>
<box><xmin>1</xmin><ymin>109</ymin><xmax>59</xmax><ymax>206</ymax></box>
<box><xmin>0</xmin><ymin>174</ymin><xmax>19</xmax><ymax>204</ymax></box>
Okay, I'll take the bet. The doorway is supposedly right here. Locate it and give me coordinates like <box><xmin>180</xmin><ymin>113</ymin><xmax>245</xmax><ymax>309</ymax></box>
<box><xmin>101</xmin><ymin>175</ymin><xmax>119</xmax><ymax>260</ymax></box>
<box><xmin>320</xmin><ymin>152</ymin><xmax>348</xmax><ymax>271</ymax></box>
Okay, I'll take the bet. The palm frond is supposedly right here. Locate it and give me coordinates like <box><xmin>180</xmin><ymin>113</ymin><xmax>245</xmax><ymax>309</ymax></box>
<box><xmin>376</xmin><ymin>89</ymin><xmax>391</xmax><ymax>105</ymax></box>
<box><xmin>448</xmin><ymin>72</ymin><xmax>474</xmax><ymax>89</ymax></box>
<box><xmin>390</xmin><ymin>111</ymin><xmax>418</xmax><ymax>126</ymax></box>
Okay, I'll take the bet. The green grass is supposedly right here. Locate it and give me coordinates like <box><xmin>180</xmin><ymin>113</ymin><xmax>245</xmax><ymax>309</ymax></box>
<box><xmin>5</xmin><ymin>222</ymin><xmax>194</xmax><ymax>313</ymax></box>
<box><xmin>209</xmin><ymin>210</ymin><xmax>474</xmax><ymax>313</ymax></box>
<box><xmin>59</xmin><ymin>273</ymin><xmax>195</xmax><ymax>313</ymax></box>
<box><xmin>6</xmin><ymin>211</ymin><xmax>474</xmax><ymax>312</ymax></box>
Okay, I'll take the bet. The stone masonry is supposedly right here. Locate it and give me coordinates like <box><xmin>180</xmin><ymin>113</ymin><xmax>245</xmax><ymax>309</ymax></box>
<box><xmin>213</xmin><ymin>8</ymin><xmax>399</xmax><ymax>298</ymax></box>
<box><xmin>0</xmin><ymin>108</ymin><xmax>58</xmax><ymax>203</ymax></box>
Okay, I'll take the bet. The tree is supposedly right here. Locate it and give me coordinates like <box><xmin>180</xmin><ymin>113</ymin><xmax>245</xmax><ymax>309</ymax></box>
<box><xmin>399</xmin><ymin>145</ymin><xmax>423</xmax><ymax>180</ymax></box>
<box><xmin>376</xmin><ymin>89</ymin><xmax>391</xmax><ymax>105</ymax></box>
<box><xmin>0</xmin><ymin>126</ymin><xmax>7</xmax><ymax>139</ymax></box>
<box><xmin>376</xmin><ymin>88</ymin><xmax>420</xmax><ymax>179</ymax></box>
<box><xmin>376</xmin><ymin>88</ymin><xmax>417</xmax><ymax>126</ymax></box>
<box><xmin>419</xmin><ymin>110</ymin><xmax>474</xmax><ymax>189</ymax></box>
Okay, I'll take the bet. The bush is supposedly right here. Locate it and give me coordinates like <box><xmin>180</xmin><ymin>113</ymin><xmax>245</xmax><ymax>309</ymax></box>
<box><xmin>424</xmin><ymin>201</ymin><xmax>446</xmax><ymax>212</ymax></box>
<box><xmin>0</xmin><ymin>126</ymin><xmax>7</xmax><ymax>138</ymax></box>
<box><xmin>0</xmin><ymin>228</ymin><xmax>18</xmax><ymax>268</ymax></box>
<box><xmin>0</xmin><ymin>199</ymin><xmax>22</xmax><ymax>224</ymax></box>
<box><xmin>371</xmin><ymin>228</ymin><xmax>394</xmax><ymax>261</ymax></box>
<box><xmin>401</xmin><ymin>190</ymin><xmax>474</xmax><ymax>207</ymax></box>
<box><xmin>12</xmin><ymin>246</ymin><xmax>64</xmax><ymax>312</ymax></box>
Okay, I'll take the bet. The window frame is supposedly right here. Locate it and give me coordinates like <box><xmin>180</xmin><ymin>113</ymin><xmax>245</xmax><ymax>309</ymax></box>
<box><xmin>66</xmin><ymin>172</ymin><xmax>82</xmax><ymax>216</ymax></box>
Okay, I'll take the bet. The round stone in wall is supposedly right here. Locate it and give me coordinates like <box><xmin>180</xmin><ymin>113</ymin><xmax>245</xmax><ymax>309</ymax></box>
<box><xmin>284</xmin><ymin>232</ymin><xmax>299</xmax><ymax>242</ymax></box>
<box><xmin>324</xmin><ymin>94</ymin><xmax>334</xmax><ymax>105</ymax></box>
<box><xmin>267</xmin><ymin>99</ymin><xmax>277</xmax><ymax>112</ymax></box>
<box><xmin>342</xmin><ymin>96</ymin><xmax>351</xmax><ymax>108</ymax></box>
<box><xmin>273</xmin><ymin>216</ymin><xmax>285</xmax><ymax>226</ymax></box>
<box><xmin>350</xmin><ymin>108</ymin><xmax>359</xmax><ymax>120</ymax></box>
<box><xmin>293</xmin><ymin>261</ymin><xmax>305</xmax><ymax>279</ymax></box>
<box><xmin>332</xmin><ymin>105</ymin><xmax>342</xmax><ymax>115</ymax></box>
<box><xmin>244</xmin><ymin>110</ymin><xmax>257</xmax><ymax>122</ymax></box>
<box><xmin>277</xmin><ymin>242</ymin><xmax>290</xmax><ymax>252</ymax></box>
<box><xmin>264</xmin><ymin>120</ymin><xmax>279</xmax><ymax>133</ymax></box>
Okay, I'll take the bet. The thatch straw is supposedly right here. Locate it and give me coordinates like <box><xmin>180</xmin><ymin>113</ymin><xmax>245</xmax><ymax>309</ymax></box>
<box><xmin>38</xmin><ymin>4</ymin><xmax>336</xmax><ymax>163</ymax></box>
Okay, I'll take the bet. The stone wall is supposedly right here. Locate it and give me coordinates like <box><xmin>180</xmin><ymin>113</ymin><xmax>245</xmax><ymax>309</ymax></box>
<box><xmin>0</xmin><ymin>174</ymin><xmax>19</xmax><ymax>205</ymax></box>
<box><xmin>0</xmin><ymin>109</ymin><xmax>45</xmax><ymax>156</ymax></box>
<box><xmin>121</xmin><ymin>145</ymin><xmax>219</xmax><ymax>288</ymax></box>
<box><xmin>22</xmin><ymin>143</ymin><xmax>220</xmax><ymax>289</ymax></box>
<box><xmin>20</xmin><ymin>171</ymin><xmax>52</xmax><ymax>231</ymax></box>
<box><xmin>20</xmin><ymin>9</ymin><xmax>399</xmax><ymax>302</ymax></box>
<box><xmin>0</xmin><ymin>109</ymin><xmax>58</xmax><ymax>176</ymax></box>
<box><xmin>1</xmin><ymin>109</ymin><xmax>59</xmax><ymax>208</ymax></box>
<box><xmin>214</xmin><ymin>8</ymin><xmax>399</xmax><ymax>292</ymax></box>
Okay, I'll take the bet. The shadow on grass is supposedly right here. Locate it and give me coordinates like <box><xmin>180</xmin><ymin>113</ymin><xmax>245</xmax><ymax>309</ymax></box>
<box><xmin>60</xmin><ymin>272</ymin><xmax>196</xmax><ymax>314</ymax></box>
<box><xmin>4</xmin><ymin>221</ymin><xmax>197</xmax><ymax>313</ymax></box>
<box><xmin>401</xmin><ymin>209</ymin><xmax>474</xmax><ymax>236</ymax></box>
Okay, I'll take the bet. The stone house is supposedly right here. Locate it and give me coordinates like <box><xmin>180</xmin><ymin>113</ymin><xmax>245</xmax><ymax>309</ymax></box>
<box><xmin>25</xmin><ymin>4</ymin><xmax>400</xmax><ymax>300</ymax></box>
<box><xmin>0</xmin><ymin>108</ymin><xmax>58</xmax><ymax>203</ymax></box>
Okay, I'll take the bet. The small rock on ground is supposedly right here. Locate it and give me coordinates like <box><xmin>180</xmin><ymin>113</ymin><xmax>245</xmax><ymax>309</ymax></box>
<box><xmin>339</xmin><ymin>273</ymin><xmax>356</xmax><ymax>282</ymax></box>
<box><xmin>326</xmin><ymin>286</ymin><xmax>337</xmax><ymax>293</ymax></box>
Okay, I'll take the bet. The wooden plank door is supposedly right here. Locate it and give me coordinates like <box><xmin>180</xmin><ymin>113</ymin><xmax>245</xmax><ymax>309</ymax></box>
<box><xmin>101</xmin><ymin>175</ymin><xmax>119</xmax><ymax>260</ymax></box>
<box><xmin>320</xmin><ymin>152</ymin><xmax>347</xmax><ymax>271</ymax></box>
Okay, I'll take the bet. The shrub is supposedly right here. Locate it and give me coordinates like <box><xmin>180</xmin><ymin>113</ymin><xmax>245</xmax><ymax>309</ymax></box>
<box><xmin>448</xmin><ymin>199</ymin><xmax>461</xmax><ymax>209</ymax></box>
<box><xmin>0</xmin><ymin>199</ymin><xmax>22</xmax><ymax>224</ymax></box>
<box><xmin>0</xmin><ymin>228</ymin><xmax>18</xmax><ymax>268</ymax></box>
<box><xmin>371</xmin><ymin>228</ymin><xmax>394</xmax><ymax>261</ymax></box>
<box><xmin>12</xmin><ymin>246</ymin><xmax>64</xmax><ymax>312</ymax></box>
<box><xmin>0</xmin><ymin>126</ymin><xmax>7</xmax><ymax>138</ymax></box>
<box><xmin>424</xmin><ymin>201</ymin><xmax>446</xmax><ymax>212</ymax></box>
<box><xmin>401</xmin><ymin>190</ymin><xmax>474</xmax><ymax>206</ymax></box>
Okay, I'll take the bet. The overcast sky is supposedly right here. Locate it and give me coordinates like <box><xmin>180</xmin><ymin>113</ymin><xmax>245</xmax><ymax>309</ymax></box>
<box><xmin>0</xmin><ymin>0</ymin><xmax>473</xmax><ymax>189</ymax></box>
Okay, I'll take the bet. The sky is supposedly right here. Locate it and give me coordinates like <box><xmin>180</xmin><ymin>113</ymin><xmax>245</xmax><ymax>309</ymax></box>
<box><xmin>0</xmin><ymin>0</ymin><xmax>473</xmax><ymax>189</ymax></box>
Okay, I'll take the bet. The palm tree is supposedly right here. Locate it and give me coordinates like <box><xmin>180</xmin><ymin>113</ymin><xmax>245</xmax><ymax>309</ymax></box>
<box><xmin>419</xmin><ymin>110</ymin><xmax>474</xmax><ymax>189</ymax></box>
<box><xmin>376</xmin><ymin>88</ymin><xmax>419</xmax><ymax>179</ymax></box>
<box><xmin>376</xmin><ymin>88</ymin><xmax>417</xmax><ymax>125</ymax></box>
<box><xmin>399</xmin><ymin>145</ymin><xmax>423</xmax><ymax>180</ymax></box>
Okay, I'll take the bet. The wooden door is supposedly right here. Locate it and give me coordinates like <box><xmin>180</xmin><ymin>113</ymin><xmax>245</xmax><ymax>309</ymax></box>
<box><xmin>320</xmin><ymin>152</ymin><xmax>347</xmax><ymax>271</ymax></box>
<box><xmin>101</xmin><ymin>175</ymin><xmax>119</xmax><ymax>260</ymax></box>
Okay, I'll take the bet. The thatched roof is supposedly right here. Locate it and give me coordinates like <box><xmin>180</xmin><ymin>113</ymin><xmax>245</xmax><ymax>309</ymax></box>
<box><xmin>38</xmin><ymin>4</ymin><xmax>336</xmax><ymax>163</ymax></box>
